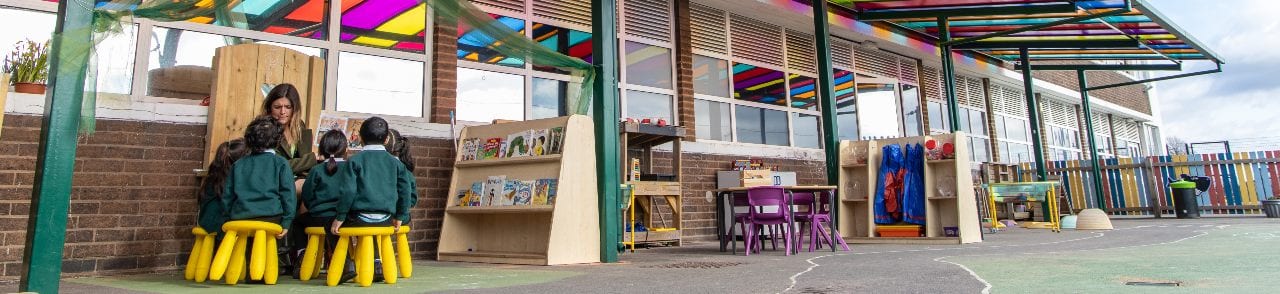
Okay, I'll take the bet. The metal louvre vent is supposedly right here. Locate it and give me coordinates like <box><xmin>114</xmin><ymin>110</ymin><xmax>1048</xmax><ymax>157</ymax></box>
<box><xmin>729</xmin><ymin>14</ymin><xmax>784</xmax><ymax>67</ymax></box>
<box><xmin>953</xmin><ymin>76</ymin><xmax>969</xmax><ymax>107</ymax></box>
<box><xmin>623</xmin><ymin>0</ymin><xmax>672</xmax><ymax>43</ymax></box>
<box><xmin>690</xmin><ymin>3</ymin><xmax>727</xmax><ymax>55</ymax></box>
<box><xmin>1117</xmin><ymin>120</ymin><xmax>1139</xmax><ymax>140</ymax></box>
<box><xmin>533</xmin><ymin>0</ymin><xmax>592</xmax><ymax>28</ymax></box>
<box><xmin>470</xmin><ymin>0</ymin><xmax>524</xmax><ymax>13</ymax></box>
<box><xmin>992</xmin><ymin>84</ymin><xmax>1026</xmax><ymax>117</ymax></box>
<box><xmin>964</xmin><ymin>77</ymin><xmax>985</xmax><ymax>109</ymax></box>
<box><xmin>785</xmin><ymin>30</ymin><xmax>817</xmax><ymax>74</ymax></box>
<box><xmin>922</xmin><ymin>66</ymin><xmax>942</xmax><ymax>101</ymax></box>
<box><xmin>899</xmin><ymin>59</ymin><xmax>919</xmax><ymax>83</ymax></box>
<box><xmin>1093</xmin><ymin>112</ymin><xmax>1112</xmax><ymax>136</ymax></box>
<box><xmin>832</xmin><ymin>39</ymin><xmax>854</xmax><ymax>69</ymax></box>
<box><xmin>1048</xmin><ymin>100</ymin><xmax>1077</xmax><ymax>127</ymax></box>
<box><xmin>855</xmin><ymin>48</ymin><xmax>898</xmax><ymax>78</ymax></box>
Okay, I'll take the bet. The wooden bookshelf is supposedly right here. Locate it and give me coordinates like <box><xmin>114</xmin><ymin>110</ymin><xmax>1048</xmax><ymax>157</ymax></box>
<box><xmin>438</xmin><ymin>115</ymin><xmax>600</xmax><ymax>265</ymax></box>
<box><xmin>837</xmin><ymin>133</ymin><xmax>981</xmax><ymax>244</ymax></box>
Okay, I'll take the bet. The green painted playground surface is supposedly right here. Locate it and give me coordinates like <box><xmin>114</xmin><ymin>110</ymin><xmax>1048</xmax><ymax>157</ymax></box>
<box><xmin>67</xmin><ymin>263</ymin><xmax>580</xmax><ymax>294</ymax></box>
<box><xmin>948</xmin><ymin>224</ymin><xmax>1280</xmax><ymax>293</ymax></box>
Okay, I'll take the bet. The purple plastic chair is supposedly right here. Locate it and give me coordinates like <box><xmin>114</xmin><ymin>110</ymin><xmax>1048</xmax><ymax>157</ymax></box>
<box><xmin>743</xmin><ymin>186</ymin><xmax>793</xmax><ymax>256</ymax></box>
<box><xmin>794</xmin><ymin>191</ymin><xmax>850</xmax><ymax>252</ymax></box>
<box><xmin>728</xmin><ymin>192</ymin><xmax>780</xmax><ymax>254</ymax></box>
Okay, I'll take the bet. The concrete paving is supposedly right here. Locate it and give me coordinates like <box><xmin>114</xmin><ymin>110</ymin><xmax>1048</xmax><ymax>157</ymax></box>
<box><xmin>10</xmin><ymin>217</ymin><xmax>1277</xmax><ymax>293</ymax></box>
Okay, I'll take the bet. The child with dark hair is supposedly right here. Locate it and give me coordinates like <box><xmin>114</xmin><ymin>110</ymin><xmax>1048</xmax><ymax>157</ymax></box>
<box><xmin>333</xmin><ymin>117</ymin><xmax>413</xmax><ymax>232</ymax></box>
<box><xmin>198</xmin><ymin>139</ymin><xmax>249</xmax><ymax>235</ymax></box>
<box><xmin>295</xmin><ymin>130</ymin><xmax>350</xmax><ymax>279</ymax></box>
<box><xmin>223</xmin><ymin>116</ymin><xmax>297</xmax><ymax>238</ymax></box>
<box><xmin>385</xmin><ymin>129</ymin><xmax>419</xmax><ymax>222</ymax></box>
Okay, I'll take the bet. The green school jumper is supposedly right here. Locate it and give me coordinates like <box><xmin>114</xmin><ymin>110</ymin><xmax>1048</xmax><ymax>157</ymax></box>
<box><xmin>336</xmin><ymin>145</ymin><xmax>414</xmax><ymax>222</ymax></box>
<box><xmin>301</xmin><ymin>160</ymin><xmax>349</xmax><ymax>218</ymax></box>
<box><xmin>197</xmin><ymin>184</ymin><xmax>226</xmax><ymax>234</ymax></box>
<box><xmin>222</xmin><ymin>151</ymin><xmax>298</xmax><ymax>228</ymax></box>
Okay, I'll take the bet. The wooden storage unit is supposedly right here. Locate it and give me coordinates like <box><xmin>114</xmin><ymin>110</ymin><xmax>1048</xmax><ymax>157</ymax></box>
<box><xmin>620</xmin><ymin>121</ymin><xmax>685</xmax><ymax>246</ymax></box>
<box><xmin>837</xmin><ymin>133</ymin><xmax>981</xmax><ymax>245</ymax></box>
<box><xmin>206</xmin><ymin>44</ymin><xmax>325</xmax><ymax>167</ymax></box>
<box><xmin>438</xmin><ymin>116</ymin><xmax>599</xmax><ymax>265</ymax></box>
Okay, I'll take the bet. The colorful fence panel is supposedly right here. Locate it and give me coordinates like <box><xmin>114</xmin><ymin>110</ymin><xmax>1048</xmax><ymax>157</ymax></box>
<box><xmin>1017</xmin><ymin>151</ymin><xmax>1280</xmax><ymax>216</ymax></box>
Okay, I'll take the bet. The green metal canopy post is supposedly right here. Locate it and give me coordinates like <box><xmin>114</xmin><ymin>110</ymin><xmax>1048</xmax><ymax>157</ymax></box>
<box><xmin>938</xmin><ymin>17</ymin><xmax>961</xmax><ymax>132</ymax></box>
<box><xmin>1077</xmin><ymin>70</ymin><xmax>1108</xmax><ymax>210</ymax></box>
<box><xmin>812</xmin><ymin>0</ymin><xmax>840</xmax><ymax>234</ymax></box>
<box><xmin>20</xmin><ymin>0</ymin><xmax>94</xmax><ymax>292</ymax></box>
<box><xmin>591</xmin><ymin>0</ymin><xmax>621</xmax><ymax>263</ymax></box>
<box><xmin>1018</xmin><ymin>48</ymin><xmax>1048</xmax><ymax>180</ymax></box>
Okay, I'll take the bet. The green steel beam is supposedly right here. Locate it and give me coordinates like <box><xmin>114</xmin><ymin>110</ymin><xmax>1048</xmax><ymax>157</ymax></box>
<box><xmin>1078</xmin><ymin>70</ymin><xmax>1107</xmax><ymax>210</ymax></box>
<box><xmin>953</xmin><ymin>40</ymin><xmax>1140</xmax><ymax>50</ymax></box>
<box><xmin>858</xmin><ymin>3</ymin><xmax>1078</xmax><ymax>21</ymax></box>
<box><xmin>20</xmin><ymin>0</ymin><xmax>93</xmax><ymax>292</ymax></box>
<box><xmin>938</xmin><ymin>17</ymin><xmax>961</xmax><ymax>132</ymax></box>
<box><xmin>1018</xmin><ymin>48</ymin><xmax>1048</xmax><ymax>182</ymax></box>
<box><xmin>943</xmin><ymin>7</ymin><xmax>1132</xmax><ymax>47</ymax></box>
<box><xmin>591</xmin><ymin>0</ymin><xmax>620</xmax><ymax>263</ymax></box>
<box><xmin>813</xmin><ymin>0</ymin><xmax>840</xmax><ymax>230</ymax></box>
<box><xmin>1016</xmin><ymin>63</ymin><xmax>1182</xmax><ymax>71</ymax></box>
<box><xmin>1085</xmin><ymin>62</ymin><xmax>1222</xmax><ymax>91</ymax></box>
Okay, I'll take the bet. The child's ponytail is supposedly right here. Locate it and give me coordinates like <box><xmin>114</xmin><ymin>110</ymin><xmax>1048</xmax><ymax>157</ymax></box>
<box><xmin>318</xmin><ymin>129</ymin><xmax>348</xmax><ymax>176</ymax></box>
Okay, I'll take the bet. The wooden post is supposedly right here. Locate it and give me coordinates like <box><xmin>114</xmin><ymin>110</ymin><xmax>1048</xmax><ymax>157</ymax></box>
<box><xmin>1144</xmin><ymin>157</ymin><xmax>1163</xmax><ymax>218</ymax></box>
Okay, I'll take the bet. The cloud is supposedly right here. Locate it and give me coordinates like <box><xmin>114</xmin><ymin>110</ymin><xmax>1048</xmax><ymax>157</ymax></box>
<box><xmin>1146</xmin><ymin>1</ymin><xmax>1280</xmax><ymax>146</ymax></box>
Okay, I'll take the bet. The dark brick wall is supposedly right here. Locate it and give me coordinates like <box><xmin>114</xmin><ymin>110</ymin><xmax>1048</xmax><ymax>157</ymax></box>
<box><xmin>0</xmin><ymin>115</ymin><xmax>455</xmax><ymax>281</ymax></box>
<box><xmin>674</xmin><ymin>0</ymin><xmax>696</xmax><ymax>141</ymax></box>
<box><xmin>429</xmin><ymin>14</ymin><xmax>459</xmax><ymax>125</ymax></box>
<box><xmin>1026</xmin><ymin>61</ymin><xmax>1152</xmax><ymax>115</ymax></box>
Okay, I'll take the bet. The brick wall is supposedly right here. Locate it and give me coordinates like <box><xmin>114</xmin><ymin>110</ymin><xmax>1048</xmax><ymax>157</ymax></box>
<box><xmin>1028</xmin><ymin>61</ymin><xmax>1152</xmax><ymax>115</ymax></box>
<box><xmin>429</xmin><ymin>14</ymin><xmax>459</xmax><ymax>125</ymax></box>
<box><xmin>0</xmin><ymin>115</ymin><xmax>455</xmax><ymax>281</ymax></box>
<box><xmin>674</xmin><ymin>0</ymin><xmax>696</xmax><ymax>141</ymax></box>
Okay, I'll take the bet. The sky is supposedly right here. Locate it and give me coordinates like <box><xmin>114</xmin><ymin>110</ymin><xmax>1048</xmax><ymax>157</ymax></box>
<box><xmin>1146</xmin><ymin>0</ymin><xmax>1280</xmax><ymax>148</ymax></box>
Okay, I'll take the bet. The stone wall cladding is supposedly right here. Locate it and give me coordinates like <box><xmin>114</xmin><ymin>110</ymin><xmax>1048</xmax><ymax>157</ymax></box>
<box><xmin>0</xmin><ymin>115</ymin><xmax>454</xmax><ymax>281</ymax></box>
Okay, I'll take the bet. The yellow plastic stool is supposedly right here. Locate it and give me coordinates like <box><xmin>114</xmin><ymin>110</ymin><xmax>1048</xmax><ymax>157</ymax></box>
<box><xmin>209</xmin><ymin>220</ymin><xmax>283</xmax><ymax>285</ymax></box>
<box><xmin>185</xmin><ymin>227</ymin><xmax>218</xmax><ymax>283</ymax></box>
<box><xmin>327</xmin><ymin>227</ymin><xmax>398</xmax><ymax>287</ymax></box>
<box><xmin>395</xmin><ymin>226</ymin><xmax>412</xmax><ymax>278</ymax></box>
<box><xmin>298</xmin><ymin>227</ymin><xmax>328</xmax><ymax>281</ymax></box>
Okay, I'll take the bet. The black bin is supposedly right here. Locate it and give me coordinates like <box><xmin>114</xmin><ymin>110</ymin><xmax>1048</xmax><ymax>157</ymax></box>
<box><xmin>1170</xmin><ymin>177</ymin><xmax>1208</xmax><ymax>219</ymax></box>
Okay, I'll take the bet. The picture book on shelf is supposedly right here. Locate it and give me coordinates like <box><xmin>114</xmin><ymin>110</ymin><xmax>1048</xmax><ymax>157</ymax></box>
<box><xmin>501</xmin><ymin>180</ymin><xmax>518</xmax><ymax>206</ymax></box>
<box><xmin>529</xmin><ymin>129</ymin><xmax>549</xmax><ymax>156</ymax></box>
<box><xmin>455</xmin><ymin>189</ymin><xmax>468</xmax><ymax>207</ymax></box>
<box><xmin>483</xmin><ymin>176</ymin><xmax>505</xmax><ymax>206</ymax></box>
<box><xmin>459</xmin><ymin>138</ymin><xmax>478</xmax><ymax>161</ymax></box>
<box><xmin>514</xmin><ymin>180</ymin><xmax>534</xmax><ymax>205</ymax></box>
<box><xmin>480</xmin><ymin>138</ymin><xmax>503</xmax><ymax>160</ymax></box>
<box><xmin>314</xmin><ymin>113</ymin><xmax>348</xmax><ymax>148</ymax></box>
<box><xmin>533</xmin><ymin>179</ymin><xmax>553</xmax><ymax>205</ymax></box>
<box><xmin>544</xmin><ymin>178</ymin><xmax>559</xmax><ymax>205</ymax></box>
<box><xmin>469</xmin><ymin>182</ymin><xmax>484</xmax><ymax>206</ymax></box>
<box><xmin>548</xmin><ymin>127</ymin><xmax>565</xmax><ymax>154</ymax></box>
<box><xmin>506</xmin><ymin>131</ymin><xmax>530</xmax><ymax>158</ymax></box>
<box><xmin>345</xmin><ymin>117</ymin><xmax>367</xmax><ymax>150</ymax></box>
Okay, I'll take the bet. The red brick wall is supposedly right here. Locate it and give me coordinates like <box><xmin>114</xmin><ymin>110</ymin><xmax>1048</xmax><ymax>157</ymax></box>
<box><xmin>0</xmin><ymin>115</ymin><xmax>455</xmax><ymax>281</ymax></box>
<box><xmin>429</xmin><ymin>14</ymin><xmax>459</xmax><ymax>124</ymax></box>
<box><xmin>1027</xmin><ymin>62</ymin><xmax>1152</xmax><ymax>115</ymax></box>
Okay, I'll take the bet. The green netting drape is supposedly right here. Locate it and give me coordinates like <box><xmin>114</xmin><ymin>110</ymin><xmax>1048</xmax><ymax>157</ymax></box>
<box><xmin>63</xmin><ymin>0</ymin><xmax>594</xmax><ymax>134</ymax></box>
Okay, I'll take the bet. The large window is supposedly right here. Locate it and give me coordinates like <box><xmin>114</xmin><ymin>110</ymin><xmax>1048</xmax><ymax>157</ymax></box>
<box><xmin>856</xmin><ymin>82</ymin><xmax>900</xmax><ymax>139</ymax></box>
<box><xmin>1</xmin><ymin>7</ymin><xmax>135</xmax><ymax>95</ymax></box>
<box><xmin>456</xmin><ymin>68</ymin><xmax>524</xmax><ymax>122</ymax></box>
<box><xmin>336</xmin><ymin>52</ymin><xmax>424</xmax><ymax>117</ymax></box>
<box><xmin>692</xmin><ymin>52</ymin><xmax>824</xmax><ymax>147</ymax></box>
<box><xmin>695</xmin><ymin>99</ymin><xmax>732</xmax><ymax>141</ymax></box>
<box><xmin>901</xmin><ymin>84</ymin><xmax>922</xmax><ymax>136</ymax></box>
<box><xmin>995</xmin><ymin>114</ymin><xmax>1034</xmax><ymax>164</ymax></box>
<box><xmin>927</xmin><ymin>100</ymin><xmax>950</xmax><ymax>134</ymax></box>
<box><xmin>735</xmin><ymin>105</ymin><xmax>789</xmax><ymax>146</ymax></box>
<box><xmin>1047</xmin><ymin>125</ymin><xmax>1081</xmax><ymax>161</ymax></box>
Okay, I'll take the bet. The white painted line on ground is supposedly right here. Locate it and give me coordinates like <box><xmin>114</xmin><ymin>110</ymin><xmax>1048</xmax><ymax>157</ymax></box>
<box><xmin>934</xmin><ymin>256</ymin><xmax>992</xmax><ymax>294</ymax></box>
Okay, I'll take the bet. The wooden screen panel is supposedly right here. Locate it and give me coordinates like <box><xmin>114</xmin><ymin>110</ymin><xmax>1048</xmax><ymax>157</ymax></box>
<box><xmin>205</xmin><ymin>44</ymin><xmax>325</xmax><ymax>167</ymax></box>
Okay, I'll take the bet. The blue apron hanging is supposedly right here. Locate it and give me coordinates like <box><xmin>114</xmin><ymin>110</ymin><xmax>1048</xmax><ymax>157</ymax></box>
<box><xmin>875</xmin><ymin>144</ymin><xmax>905</xmax><ymax>224</ymax></box>
<box><xmin>902</xmin><ymin>143</ymin><xmax>927</xmax><ymax>225</ymax></box>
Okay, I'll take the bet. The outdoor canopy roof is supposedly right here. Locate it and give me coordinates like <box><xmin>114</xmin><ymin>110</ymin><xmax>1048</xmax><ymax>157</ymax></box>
<box><xmin>831</xmin><ymin>0</ymin><xmax>1224</xmax><ymax>64</ymax></box>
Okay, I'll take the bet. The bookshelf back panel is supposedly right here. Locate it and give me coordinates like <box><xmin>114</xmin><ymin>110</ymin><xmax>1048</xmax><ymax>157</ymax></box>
<box><xmin>443</xmin><ymin>214</ymin><xmax>553</xmax><ymax>254</ymax></box>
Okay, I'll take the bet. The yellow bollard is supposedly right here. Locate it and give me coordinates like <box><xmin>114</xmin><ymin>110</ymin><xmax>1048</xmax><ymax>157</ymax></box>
<box><xmin>326</xmin><ymin>237</ymin><xmax>349</xmax><ymax>286</ymax></box>
<box><xmin>209</xmin><ymin>230</ymin><xmax>238</xmax><ymax>280</ymax></box>
<box><xmin>379</xmin><ymin>234</ymin><xmax>398</xmax><ymax>284</ymax></box>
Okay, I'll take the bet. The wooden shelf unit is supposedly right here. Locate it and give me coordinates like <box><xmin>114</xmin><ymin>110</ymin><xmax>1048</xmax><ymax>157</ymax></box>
<box><xmin>619</xmin><ymin>121</ymin><xmax>686</xmax><ymax>247</ymax></box>
<box><xmin>837</xmin><ymin>133</ymin><xmax>981</xmax><ymax>244</ymax></box>
<box><xmin>438</xmin><ymin>115</ymin><xmax>600</xmax><ymax>265</ymax></box>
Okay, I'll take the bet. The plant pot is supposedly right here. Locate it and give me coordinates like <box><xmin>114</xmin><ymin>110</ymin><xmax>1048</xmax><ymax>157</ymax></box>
<box><xmin>13</xmin><ymin>83</ymin><xmax>46</xmax><ymax>94</ymax></box>
<box><xmin>1262</xmin><ymin>199</ymin><xmax>1280</xmax><ymax>218</ymax></box>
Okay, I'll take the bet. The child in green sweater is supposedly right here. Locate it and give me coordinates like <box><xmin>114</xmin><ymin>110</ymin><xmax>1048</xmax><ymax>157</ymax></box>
<box><xmin>223</xmin><ymin>116</ymin><xmax>298</xmax><ymax>237</ymax></box>
<box><xmin>331</xmin><ymin>117</ymin><xmax>414</xmax><ymax>233</ymax></box>
<box><xmin>385</xmin><ymin>129</ymin><xmax>418</xmax><ymax>223</ymax></box>
<box><xmin>299</xmin><ymin>130</ymin><xmax>349</xmax><ymax>248</ymax></box>
<box><xmin>197</xmin><ymin>139</ymin><xmax>248</xmax><ymax>235</ymax></box>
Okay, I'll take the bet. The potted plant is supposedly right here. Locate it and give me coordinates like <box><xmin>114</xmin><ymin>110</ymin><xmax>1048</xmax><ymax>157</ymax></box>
<box><xmin>3</xmin><ymin>39</ymin><xmax>50</xmax><ymax>94</ymax></box>
<box><xmin>1263</xmin><ymin>195</ymin><xmax>1280</xmax><ymax>218</ymax></box>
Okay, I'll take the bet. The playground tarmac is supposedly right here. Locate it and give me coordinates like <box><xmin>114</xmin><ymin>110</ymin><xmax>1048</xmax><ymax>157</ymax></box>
<box><xmin>10</xmin><ymin>217</ymin><xmax>1279</xmax><ymax>293</ymax></box>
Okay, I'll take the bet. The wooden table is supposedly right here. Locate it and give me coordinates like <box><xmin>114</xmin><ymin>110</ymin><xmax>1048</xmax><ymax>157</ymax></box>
<box><xmin>714</xmin><ymin>185</ymin><xmax>838</xmax><ymax>254</ymax></box>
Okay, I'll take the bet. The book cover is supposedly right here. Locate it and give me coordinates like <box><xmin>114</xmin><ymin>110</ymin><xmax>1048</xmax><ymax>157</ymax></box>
<box><xmin>533</xmin><ymin>179</ymin><xmax>551</xmax><ymax>205</ymax></box>
<box><xmin>501</xmin><ymin>180</ymin><xmax>518</xmax><ymax>206</ymax></box>
<box><xmin>468</xmin><ymin>182</ymin><xmax>484</xmax><ymax>206</ymax></box>
<box><xmin>514</xmin><ymin>180</ymin><xmax>535</xmax><ymax>205</ymax></box>
<box><xmin>345</xmin><ymin>117</ymin><xmax>367</xmax><ymax>150</ymax></box>
<box><xmin>545</xmin><ymin>178</ymin><xmax>559</xmax><ymax>205</ymax></box>
<box><xmin>455</xmin><ymin>189</ymin><xmax>467</xmax><ymax>207</ymax></box>
<box><xmin>529</xmin><ymin>129</ymin><xmax>549</xmax><ymax>156</ymax></box>
<box><xmin>481</xmin><ymin>138</ymin><xmax>503</xmax><ymax>160</ymax></box>
<box><xmin>506</xmin><ymin>131</ymin><xmax>529</xmax><ymax>158</ymax></box>
<box><xmin>548</xmin><ymin>127</ymin><xmax>565</xmax><ymax>154</ymax></box>
<box><xmin>459</xmin><ymin>138</ymin><xmax>476</xmax><ymax>161</ymax></box>
<box><xmin>314</xmin><ymin>113</ymin><xmax>348</xmax><ymax>148</ymax></box>
<box><xmin>483</xmin><ymin>176</ymin><xmax>505</xmax><ymax>206</ymax></box>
